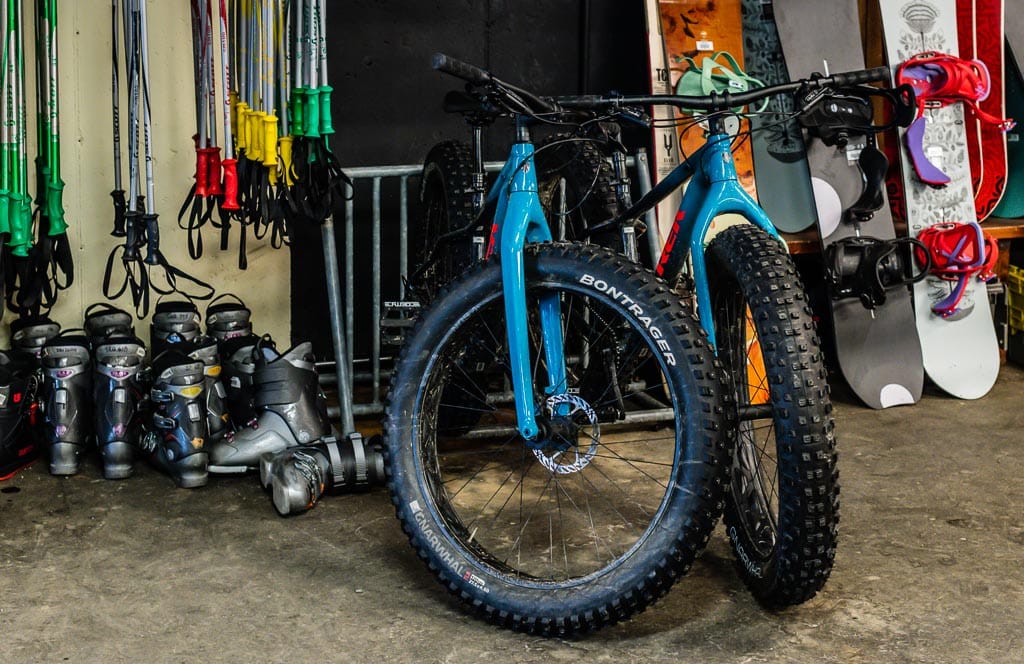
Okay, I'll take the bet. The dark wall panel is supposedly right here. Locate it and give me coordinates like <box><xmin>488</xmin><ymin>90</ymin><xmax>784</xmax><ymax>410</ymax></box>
<box><xmin>291</xmin><ymin>0</ymin><xmax>646</xmax><ymax>354</ymax></box>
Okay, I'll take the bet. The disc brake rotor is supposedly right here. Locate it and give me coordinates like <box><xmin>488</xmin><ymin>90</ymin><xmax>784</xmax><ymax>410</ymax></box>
<box><xmin>533</xmin><ymin>393</ymin><xmax>599</xmax><ymax>474</ymax></box>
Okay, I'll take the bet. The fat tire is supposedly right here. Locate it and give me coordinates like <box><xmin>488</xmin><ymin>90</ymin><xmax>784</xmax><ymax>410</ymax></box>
<box><xmin>385</xmin><ymin>243</ymin><xmax>733</xmax><ymax>635</ymax></box>
<box><xmin>705</xmin><ymin>224</ymin><xmax>838</xmax><ymax>607</ymax></box>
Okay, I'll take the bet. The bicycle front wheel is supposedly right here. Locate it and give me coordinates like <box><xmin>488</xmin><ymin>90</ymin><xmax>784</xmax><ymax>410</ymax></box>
<box><xmin>706</xmin><ymin>224</ymin><xmax>838</xmax><ymax>606</ymax></box>
<box><xmin>385</xmin><ymin>243</ymin><xmax>732</xmax><ymax>635</ymax></box>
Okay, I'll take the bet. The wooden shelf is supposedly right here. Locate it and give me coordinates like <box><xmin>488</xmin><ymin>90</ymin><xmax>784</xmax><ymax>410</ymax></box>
<box><xmin>781</xmin><ymin>217</ymin><xmax>1024</xmax><ymax>255</ymax></box>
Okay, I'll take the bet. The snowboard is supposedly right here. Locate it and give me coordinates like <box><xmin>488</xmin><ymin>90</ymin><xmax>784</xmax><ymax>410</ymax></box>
<box><xmin>776</xmin><ymin>0</ymin><xmax>924</xmax><ymax>409</ymax></box>
<box><xmin>657</xmin><ymin>0</ymin><xmax>757</xmax><ymax>199</ymax></box>
<box><xmin>739</xmin><ymin>0</ymin><xmax>817</xmax><ymax>233</ymax></box>
<box><xmin>957</xmin><ymin>0</ymin><xmax>1008</xmax><ymax>221</ymax></box>
<box><xmin>643</xmin><ymin>0</ymin><xmax>684</xmax><ymax>246</ymax></box>
<box><xmin>993</xmin><ymin>7</ymin><xmax>1024</xmax><ymax>217</ymax></box>
<box><xmin>879</xmin><ymin>0</ymin><xmax>1000</xmax><ymax>400</ymax></box>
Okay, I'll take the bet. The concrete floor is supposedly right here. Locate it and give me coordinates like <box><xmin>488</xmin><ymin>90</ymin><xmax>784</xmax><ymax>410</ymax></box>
<box><xmin>2</xmin><ymin>366</ymin><xmax>1023</xmax><ymax>663</ymax></box>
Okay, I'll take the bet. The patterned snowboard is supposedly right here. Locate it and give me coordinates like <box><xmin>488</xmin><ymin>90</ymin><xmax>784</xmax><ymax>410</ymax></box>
<box><xmin>643</xmin><ymin>0</ymin><xmax>685</xmax><ymax>246</ymax></box>
<box><xmin>879</xmin><ymin>0</ymin><xmax>1000</xmax><ymax>400</ymax></box>
<box><xmin>776</xmin><ymin>0</ymin><xmax>924</xmax><ymax>408</ymax></box>
<box><xmin>957</xmin><ymin>0</ymin><xmax>1008</xmax><ymax>221</ymax></box>
<box><xmin>658</xmin><ymin>0</ymin><xmax>756</xmax><ymax>199</ymax></box>
<box><xmin>740</xmin><ymin>0</ymin><xmax>816</xmax><ymax>233</ymax></box>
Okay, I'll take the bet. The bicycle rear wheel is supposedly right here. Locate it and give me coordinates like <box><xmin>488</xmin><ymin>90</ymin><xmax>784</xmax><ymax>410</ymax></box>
<box><xmin>385</xmin><ymin>243</ymin><xmax>732</xmax><ymax>635</ymax></box>
<box><xmin>705</xmin><ymin>224</ymin><xmax>838</xmax><ymax>606</ymax></box>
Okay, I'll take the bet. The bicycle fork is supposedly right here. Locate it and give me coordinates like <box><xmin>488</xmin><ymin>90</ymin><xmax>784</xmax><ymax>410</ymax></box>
<box><xmin>489</xmin><ymin>142</ymin><xmax>567</xmax><ymax>440</ymax></box>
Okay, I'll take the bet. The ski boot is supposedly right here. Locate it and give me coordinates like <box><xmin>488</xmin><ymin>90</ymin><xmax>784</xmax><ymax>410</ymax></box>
<box><xmin>10</xmin><ymin>316</ymin><xmax>61</xmax><ymax>359</ymax></box>
<box><xmin>93</xmin><ymin>336</ymin><xmax>147</xmax><ymax>479</ymax></box>
<box><xmin>39</xmin><ymin>333</ymin><xmax>93</xmax><ymax>475</ymax></box>
<box><xmin>218</xmin><ymin>333</ymin><xmax>264</xmax><ymax>431</ymax></box>
<box><xmin>258</xmin><ymin>433</ymin><xmax>385</xmax><ymax>515</ymax></box>
<box><xmin>208</xmin><ymin>340</ymin><xmax>333</xmax><ymax>473</ymax></box>
<box><xmin>83</xmin><ymin>303</ymin><xmax>135</xmax><ymax>346</ymax></box>
<box><xmin>205</xmin><ymin>294</ymin><xmax>253</xmax><ymax>343</ymax></box>
<box><xmin>180</xmin><ymin>335</ymin><xmax>230</xmax><ymax>443</ymax></box>
<box><xmin>141</xmin><ymin>350</ymin><xmax>208</xmax><ymax>488</ymax></box>
<box><xmin>150</xmin><ymin>300</ymin><xmax>201</xmax><ymax>359</ymax></box>
<box><xmin>0</xmin><ymin>350</ymin><xmax>42</xmax><ymax>480</ymax></box>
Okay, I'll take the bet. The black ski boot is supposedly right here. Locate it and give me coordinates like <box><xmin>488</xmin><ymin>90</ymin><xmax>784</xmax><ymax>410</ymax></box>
<box><xmin>205</xmin><ymin>294</ymin><xmax>253</xmax><ymax>342</ymax></box>
<box><xmin>39</xmin><ymin>333</ymin><xmax>93</xmax><ymax>475</ymax></box>
<box><xmin>10</xmin><ymin>316</ymin><xmax>61</xmax><ymax>359</ymax></box>
<box><xmin>93</xmin><ymin>336</ymin><xmax>147</xmax><ymax>479</ymax></box>
<box><xmin>0</xmin><ymin>350</ymin><xmax>41</xmax><ymax>480</ymax></box>
<box><xmin>218</xmin><ymin>334</ymin><xmax>263</xmax><ymax>431</ymax></box>
<box><xmin>180</xmin><ymin>336</ymin><xmax>229</xmax><ymax>443</ymax></box>
<box><xmin>150</xmin><ymin>300</ymin><xmax>201</xmax><ymax>359</ymax></box>
<box><xmin>258</xmin><ymin>434</ymin><xmax>385</xmax><ymax>515</ymax></box>
<box><xmin>83</xmin><ymin>303</ymin><xmax>135</xmax><ymax>345</ymax></box>
<box><xmin>141</xmin><ymin>350</ymin><xmax>208</xmax><ymax>488</ymax></box>
<box><xmin>208</xmin><ymin>341</ymin><xmax>333</xmax><ymax>473</ymax></box>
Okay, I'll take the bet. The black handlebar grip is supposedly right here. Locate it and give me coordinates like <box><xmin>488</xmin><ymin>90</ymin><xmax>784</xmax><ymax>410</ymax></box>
<box><xmin>832</xmin><ymin>66</ymin><xmax>891</xmax><ymax>87</ymax></box>
<box><xmin>432</xmin><ymin>52</ymin><xmax>491</xmax><ymax>85</ymax></box>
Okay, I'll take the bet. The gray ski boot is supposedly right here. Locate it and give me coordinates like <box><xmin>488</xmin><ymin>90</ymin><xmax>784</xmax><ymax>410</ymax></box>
<box><xmin>83</xmin><ymin>303</ymin><xmax>135</xmax><ymax>345</ymax></box>
<box><xmin>258</xmin><ymin>434</ymin><xmax>385</xmax><ymax>515</ymax></box>
<box><xmin>10</xmin><ymin>316</ymin><xmax>61</xmax><ymax>359</ymax></box>
<box><xmin>208</xmin><ymin>340</ymin><xmax>333</xmax><ymax>473</ymax></box>
<box><xmin>39</xmin><ymin>333</ymin><xmax>93</xmax><ymax>475</ymax></box>
<box><xmin>150</xmin><ymin>300</ymin><xmax>201</xmax><ymax>359</ymax></box>
<box><xmin>180</xmin><ymin>336</ymin><xmax>229</xmax><ymax>443</ymax></box>
<box><xmin>93</xmin><ymin>336</ymin><xmax>147</xmax><ymax>479</ymax></box>
<box><xmin>205</xmin><ymin>294</ymin><xmax>253</xmax><ymax>342</ymax></box>
<box><xmin>218</xmin><ymin>333</ymin><xmax>263</xmax><ymax>431</ymax></box>
<box><xmin>141</xmin><ymin>350</ymin><xmax>208</xmax><ymax>488</ymax></box>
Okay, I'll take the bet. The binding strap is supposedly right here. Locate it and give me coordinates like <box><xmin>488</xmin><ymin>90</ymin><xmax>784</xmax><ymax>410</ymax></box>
<box><xmin>896</xmin><ymin>51</ymin><xmax>1016</xmax><ymax>185</ymax></box>
<box><xmin>825</xmin><ymin>235</ymin><xmax>929</xmax><ymax>309</ymax></box>
<box><xmin>914</xmin><ymin>222</ymin><xmax>998</xmax><ymax>318</ymax></box>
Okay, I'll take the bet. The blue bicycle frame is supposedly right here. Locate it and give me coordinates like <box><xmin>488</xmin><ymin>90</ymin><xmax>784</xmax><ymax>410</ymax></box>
<box><xmin>485</xmin><ymin>120</ymin><xmax>785</xmax><ymax>440</ymax></box>
<box><xmin>621</xmin><ymin>125</ymin><xmax>783</xmax><ymax>349</ymax></box>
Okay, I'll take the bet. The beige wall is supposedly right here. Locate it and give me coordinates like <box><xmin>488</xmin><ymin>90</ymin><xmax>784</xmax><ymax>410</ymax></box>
<box><xmin>1</xmin><ymin>1</ymin><xmax>291</xmax><ymax>347</ymax></box>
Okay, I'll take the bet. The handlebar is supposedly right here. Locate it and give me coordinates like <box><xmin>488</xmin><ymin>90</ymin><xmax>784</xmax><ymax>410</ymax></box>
<box><xmin>554</xmin><ymin>67</ymin><xmax>891</xmax><ymax>112</ymax></box>
<box><xmin>433</xmin><ymin>51</ymin><xmax>890</xmax><ymax>117</ymax></box>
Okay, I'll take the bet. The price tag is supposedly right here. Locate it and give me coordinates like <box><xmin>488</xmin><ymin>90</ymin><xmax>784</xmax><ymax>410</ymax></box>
<box><xmin>696</xmin><ymin>39</ymin><xmax>714</xmax><ymax>51</ymax></box>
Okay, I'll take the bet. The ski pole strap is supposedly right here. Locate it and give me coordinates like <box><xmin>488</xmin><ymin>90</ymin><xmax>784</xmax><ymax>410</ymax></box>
<box><xmin>896</xmin><ymin>52</ymin><xmax>1016</xmax><ymax>185</ymax></box>
<box><xmin>825</xmin><ymin>235</ymin><xmax>929</xmax><ymax>309</ymax></box>
<box><xmin>914</xmin><ymin>222</ymin><xmax>998</xmax><ymax>318</ymax></box>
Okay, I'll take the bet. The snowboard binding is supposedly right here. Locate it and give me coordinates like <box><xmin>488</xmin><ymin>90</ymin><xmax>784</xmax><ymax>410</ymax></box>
<box><xmin>798</xmin><ymin>81</ymin><xmax>916</xmax><ymax>224</ymax></box>
<box><xmin>896</xmin><ymin>51</ymin><xmax>1016</xmax><ymax>185</ymax></box>
<box><xmin>914</xmin><ymin>222</ymin><xmax>998</xmax><ymax>319</ymax></box>
<box><xmin>825</xmin><ymin>235</ymin><xmax>930</xmax><ymax>309</ymax></box>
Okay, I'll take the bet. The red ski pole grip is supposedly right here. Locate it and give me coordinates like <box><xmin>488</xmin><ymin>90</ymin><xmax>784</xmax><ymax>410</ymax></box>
<box><xmin>206</xmin><ymin>148</ymin><xmax>223</xmax><ymax>196</ymax></box>
<box><xmin>221</xmin><ymin>158</ymin><xmax>240</xmax><ymax>210</ymax></box>
<box><xmin>195</xmin><ymin>149</ymin><xmax>210</xmax><ymax>197</ymax></box>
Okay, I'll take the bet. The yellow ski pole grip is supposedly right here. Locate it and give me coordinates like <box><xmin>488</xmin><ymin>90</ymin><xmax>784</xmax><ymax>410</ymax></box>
<box><xmin>278</xmin><ymin>135</ymin><xmax>294</xmax><ymax>186</ymax></box>
<box><xmin>262</xmin><ymin>113</ymin><xmax>279</xmax><ymax>168</ymax></box>
<box><xmin>235</xmin><ymin>101</ymin><xmax>250</xmax><ymax>152</ymax></box>
<box><xmin>251</xmin><ymin>110</ymin><xmax>266</xmax><ymax>163</ymax></box>
<box><xmin>229</xmin><ymin>90</ymin><xmax>240</xmax><ymax>138</ymax></box>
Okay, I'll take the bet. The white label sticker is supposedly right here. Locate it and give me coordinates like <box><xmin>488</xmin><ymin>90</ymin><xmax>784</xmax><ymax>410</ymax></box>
<box><xmin>696</xmin><ymin>39</ymin><xmax>714</xmax><ymax>51</ymax></box>
<box><xmin>926</xmin><ymin>145</ymin><xmax>944</xmax><ymax>168</ymax></box>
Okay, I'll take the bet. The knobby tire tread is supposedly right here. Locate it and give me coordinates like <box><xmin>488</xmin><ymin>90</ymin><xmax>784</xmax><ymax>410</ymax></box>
<box><xmin>384</xmin><ymin>242</ymin><xmax>735</xmax><ymax>636</ymax></box>
<box><xmin>706</xmin><ymin>224</ymin><xmax>838</xmax><ymax>607</ymax></box>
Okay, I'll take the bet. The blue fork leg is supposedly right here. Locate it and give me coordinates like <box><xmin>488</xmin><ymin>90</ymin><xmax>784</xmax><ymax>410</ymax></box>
<box><xmin>497</xmin><ymin>145</ymin><xmax>564</xmax><ymax>440</ymax></box>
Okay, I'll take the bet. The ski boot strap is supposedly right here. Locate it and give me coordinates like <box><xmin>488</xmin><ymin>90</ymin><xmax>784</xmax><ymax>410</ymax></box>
<box><xmin>825</xmin><ymin>235</ymin><xmax>929</xmax><ymax>309</ymax></box>
<box><xmin>896</xmin><ymin>52</ymin><xmax>1015</xmax><ymax>185</ymax></box>
<box><xmin>914</xmin><ymin>222</ymin><xmax>998</xmax><ymax>318</ymax></box>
